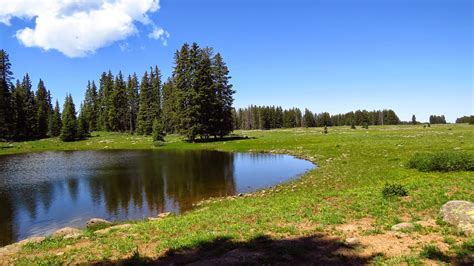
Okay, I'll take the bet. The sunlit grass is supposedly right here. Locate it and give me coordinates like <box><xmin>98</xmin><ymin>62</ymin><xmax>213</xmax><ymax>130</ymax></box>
<box><xmin>1</xmin><ymin>124</ymin><xmax>473</xmax><ymax>264</ymax></box>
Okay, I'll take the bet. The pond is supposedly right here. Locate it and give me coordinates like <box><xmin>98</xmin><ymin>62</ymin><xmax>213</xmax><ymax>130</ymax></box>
<box><xmin>0</xmin><ymin>150</ymin><xmax>314</xmax><ymax>246</ymax></box>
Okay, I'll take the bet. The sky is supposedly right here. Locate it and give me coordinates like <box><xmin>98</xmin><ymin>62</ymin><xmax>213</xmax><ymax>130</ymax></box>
<box><xmin>0</xmin><ymin>0</ymin><xmax>472</xmax><ymax>122</ymax></box>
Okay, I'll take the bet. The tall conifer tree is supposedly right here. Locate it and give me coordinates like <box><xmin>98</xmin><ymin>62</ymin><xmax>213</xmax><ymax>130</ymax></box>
<box><xmin>35</xmin><ymin>79</ymin><xmax>49</xmax><ymax>138</ymax></box>
<box><xmin>0</xmin><ymin>50</ymin><xmax>13</xmax><ymax>139</ymax></box>
<box><xmin>60</xmin><ymin>95</ymin><xmax>77</xmax><ymax>141</ymax></box>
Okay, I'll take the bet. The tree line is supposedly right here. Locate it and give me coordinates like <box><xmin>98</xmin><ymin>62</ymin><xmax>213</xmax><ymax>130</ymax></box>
<box><xmin>233</xmin><ymin>106</ymin><xmax>401</xmax><ymax>130</ymax></box>
<box><xmin>429</xmin><ymin>115</ymin><xmax>446</xmax><ymax>124</ymax></box>
<box><xmin>455</xmin><ymin>115</ymin><xmax>474</xmax><ymax>124</ymax></box>
<box><xmin>0</xmin><ymin>43</ymin><xmax>234</xmax><ymax>142</ymax></box>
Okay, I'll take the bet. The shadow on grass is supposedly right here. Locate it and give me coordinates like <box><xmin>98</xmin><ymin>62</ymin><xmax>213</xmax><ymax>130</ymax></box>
<box><xmin>187</xmin><ymin>135</ymin><xmax>256</xmax><ymax>143</ymax></box>
<box><xmin>94</xmin><ymin>234</ymin><xmax>377</xmax><ymax>265</ymax></box>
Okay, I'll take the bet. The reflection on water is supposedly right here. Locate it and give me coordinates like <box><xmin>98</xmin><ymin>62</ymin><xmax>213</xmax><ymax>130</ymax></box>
<box><xmin>0</xmin><ymin>150</ymin><xmax>314</xmax><ymax>246</ymax></box>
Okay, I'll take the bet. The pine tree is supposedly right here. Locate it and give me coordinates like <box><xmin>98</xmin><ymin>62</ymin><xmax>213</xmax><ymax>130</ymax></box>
<box><xmin>60</xmin><ymin>95</ymin><xmax>77</xmax><ymax>141</ymax></box>
<box><xmin>35</xmin><ymin>79</ymin><xmax>49</xmax><ymax>138</ymax></box>
<box><xmin>49</xmin><ymin>100</ymin><xmax>62</xmax><ymax>137</ymax></box>
<box><xmin>152</xmin><ymin>118</ymin><xmax>165</xmax><ymax>142</ymax></box>
<box><xmin>136</xmin><ymin>71</ymin><xmax>154</xmax><ymax>135</ymax></box>
<box><xmin>150</xmin><ymin>66</ymin><xmax>162</xmax><ymax>120</ymax></box>
<box><xmin>109</xmin><ymin>71</ymin><xmax>128</xmax><ymax>131</ymax></box>
<box><xmin>22</xmin><ymin>74</ymin><xmax>37</xmax><ymax>139</ymax></box>
<box><xmin>303</xmin><ymin>108</ymin><xmax>315</xmax><ymax>127</ymax></box>
<box><xmin>98</xmin><ymin>71</ymin><xmax>114</xmax><ymax>131</ymax></box>
<box><xmin>83</xmin><ymin>81</ymin><xmax>98</xmax><ymax>131</ymax></box>
<box><xmin>212</xmin><ymin>53</ymin><xmax>234</xmax><ymax>138</ymax></box>
<box><xmin>162</xmin><ymin>78</ymin><xmax>178</xmax><ymax>133</ymax></box>
<box><xmin>126</xmin><ymin>73</ymin><xmax>139</xmax><ymax>133</ymax></box>
<box><xmin>0</xmin><ymin>49</ymin><xmax>13</xmax><ymax>140</ymax></box>
<box><xmin>77</xmin><ymin>103</ymin><xmax>90</xmax><ymax>140</ymax></box>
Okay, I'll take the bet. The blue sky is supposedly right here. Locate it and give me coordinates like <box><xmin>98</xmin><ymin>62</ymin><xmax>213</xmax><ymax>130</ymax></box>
<box><xmin>0</xmin><ymin>0</ymin><xmax>472</xmax><ymax>122</ymax></box>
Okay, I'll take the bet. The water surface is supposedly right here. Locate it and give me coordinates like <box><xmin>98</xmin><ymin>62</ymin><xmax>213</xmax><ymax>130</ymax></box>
<box><xmin>0</xmin><ymin>150</ymin><xmax>314</xmax><ymax>246</ymax></box>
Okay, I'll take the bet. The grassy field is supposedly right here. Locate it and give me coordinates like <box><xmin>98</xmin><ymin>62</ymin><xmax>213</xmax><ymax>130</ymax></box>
<box><xmin>0</xmin><ymin>124</ymin><xmax>473</xmax><ymax>264</ymax></box>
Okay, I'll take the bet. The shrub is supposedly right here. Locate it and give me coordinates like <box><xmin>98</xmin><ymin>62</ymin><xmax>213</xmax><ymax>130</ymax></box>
<box><xmin>408</xmin><ymin>152</ymin><xmax>474</xmax><ymax>172</ymax></box>
<box><xmin>420</xmin><ymin>244</ymin><xmax>450</xmax><ymax>262</ymax></box>
<box><xmin>382</xmin><ymin>183</ymin><xmax>408</xmax><ymax>198</ymax></box>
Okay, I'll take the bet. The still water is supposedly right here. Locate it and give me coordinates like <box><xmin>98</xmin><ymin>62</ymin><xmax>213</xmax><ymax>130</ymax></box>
<box><xmin>0</xmin><ymin>150</ymin><xmax>314</xmax><ymax>246</ymax></box>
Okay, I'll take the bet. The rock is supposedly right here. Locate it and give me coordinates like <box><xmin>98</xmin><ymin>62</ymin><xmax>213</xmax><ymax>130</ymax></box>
<box><xmin>86</xmin><ymin>218</ymin><xmax>112</xmax><ymax>228</ymax></box>
<box><xmin>157</xmin><ymin>212</ymin><xmax>171</xmax><ymax>218</ymax></box>
<box><xmin>345</xmin><ymin>237</ymin><xmax>360</xmax><ymax>245</ymax></box>
<box><xmin>391</xmin><ymin>222</ymin><xmax>414</xmax><ymax>231</ymax></box>
<box><xmin>95</xmin><ymin>224</ymin><xmax>131</xmax><ymax>235</ymax></box>
<box><xmin>52</xmin><ymin>227</ymin><xmax>82</xmax><ymax>238</ymax></box>
<box><xmin>440</xmin><ymin>200</ymin><xmax>474</xmax><ymax>236</ymax></box>
<box><xmin>17</xmin><ymin>236</ymin><xmax>46</xmax><ymax>246</ymax></box>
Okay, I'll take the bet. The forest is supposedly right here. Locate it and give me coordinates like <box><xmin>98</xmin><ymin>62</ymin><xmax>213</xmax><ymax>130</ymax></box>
<box><xmin>0</xmin><ymin>46</ymin><xmax>470</xmax><ymax>143</ymax></box>
<box><xmin>0</xmin><ymin>43</ymin><xmax>234</xmax><ymax>142</ymax></box>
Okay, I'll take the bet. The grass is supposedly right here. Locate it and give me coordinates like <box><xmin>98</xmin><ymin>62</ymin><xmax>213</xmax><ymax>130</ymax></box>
<box><xmin>408</xmin><ymin>151</ymin><xmax>474</xmax><ymax>172</ymax></box>
<box><xmin>1</xmin><ymin>124</ymin><xmax>473</xmax><ymax>264</ymax></box>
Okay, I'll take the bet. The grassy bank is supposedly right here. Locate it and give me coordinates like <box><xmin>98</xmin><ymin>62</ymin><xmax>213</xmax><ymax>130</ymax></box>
<box><xmin>1</xmin><ymin>124</ymin><xmax>473</xmax><ymax>264</ymax></box>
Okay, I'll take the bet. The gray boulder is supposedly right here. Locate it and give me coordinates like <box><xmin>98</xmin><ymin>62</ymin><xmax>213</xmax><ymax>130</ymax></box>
<box><xmin>440</xmin><ymin>200</ymin><xmax>474</xmax><ymax>236</ymax></box>
<box><xmin>391</xmin><ymin>222</ymin><xmax>414</xmax><ymax>231</ymax></box>
<box><xmin>52</xmin><ymin>227</ymin><xmax>82</xmax><ymax>238</ymax></box>
<box><xmin>86</xmin><ymin>218</ymin><xmax>112</xmax><ymax>228</ymax></box>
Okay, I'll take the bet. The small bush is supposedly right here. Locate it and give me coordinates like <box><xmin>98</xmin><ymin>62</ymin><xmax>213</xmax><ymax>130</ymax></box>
<box><xmin>408</xmin><ymin>151</ymin><xmax>474</xmax><ymax>172</ymax></box>
<box><xmin>420</xmin><ymin>244</ymin><xmax>450</xmax><ymax>262</ymax></box>
<box><xmin>382</xmin><ymin>183</ymin><xmax>408</xmax><ymax>198</ymax></box>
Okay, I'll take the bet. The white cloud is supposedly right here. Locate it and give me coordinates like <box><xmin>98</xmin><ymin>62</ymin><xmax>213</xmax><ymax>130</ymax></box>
<box><xmin>0</xmin><ymin>0</ymin><xmax>168</xmax><ymax>57</ymax></box>
<box><xmin>148</xmin><ymin>26</ymin><xmax>170</xmax><ymax>46</ymax></box>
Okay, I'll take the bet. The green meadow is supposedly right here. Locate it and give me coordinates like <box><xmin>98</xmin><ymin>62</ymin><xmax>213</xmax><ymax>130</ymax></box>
<box><xmin>1</xmin><ymin>124</ymin><xmax>473</xmax><ymax>264</ymax></box>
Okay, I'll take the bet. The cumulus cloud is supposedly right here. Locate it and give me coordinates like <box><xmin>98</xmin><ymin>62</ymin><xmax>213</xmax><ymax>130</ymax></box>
<box><xmin>0</xmin><ymin>0</ymin><xmax>168</xmax><ymax>57</ymax></box>
<box><xmin>148</xmin><ymin>27</ymin><xmax>170</xmax><ymax>46</ymax></box>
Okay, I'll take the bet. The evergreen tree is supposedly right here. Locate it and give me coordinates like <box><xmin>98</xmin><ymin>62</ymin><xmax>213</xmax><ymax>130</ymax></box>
<box><xmin>60</xmin><ymin>95</ymin><xmax>77</xmax><ymax>141</ymax></box>
<box><xmin>109</xmin><ymin>71</ymin><xmax>128</xmax><ymax>131</ymax></box>
<box><xmin>0</xmin><ymin>49</ymin><xmax>13</xmax><ymax>140</ymax></box>
<box><xmin>126</xmin><ymin>73</ymin><xmax>140</xmax><ymax>133</ymax></box>
<box><xmin>303</xmin><ymin>108</ymin><xmax>315</xmax><ymax>127</ymax></box>
<box><xmin>22</xmin><ymin>74</ymin><xmax>37</xmax><ymax>139</ymax></box>
<box><xmin>83</xmin><ymin>81</ymin><xmax>98</xmax><ymax>131</ymax></box>
<box><xmin>77</xmin><ymin>103</ymin><xmax>90</xmax><ymax>139</ymax></box>
<box><xmin>35</xmin><ymin>79</ymin><xmax>49</xmax><ymax>138</ymax></box>
<box><xmin>150</xmin><ymin>66</ymin><xmax>162</xmax><ymax>119</ymax></box>
<box><xmin>411</xmin><ymin>115</ymin><xmax>417</xmax><ymax>125</ymax></box>
<box><xmin>162</xmin><ymin>78</ymin><xmax>178</xmax><ymax>133</ymax></box>
<box><xmin>49</xmin><ymin>100</ymin><xmax>62</xmax><ymax>137</ymax></box>
<box><xmin>98</xmin><ymin>71</ymin><xmax>114</xmax><ymax>131</ymax></box>
<box><xmin>152</xmin><ymin>118</ymin><xmax>165</xmax><ymax>141</ymax></box>
<box><xmin>136</xmin><ymin>71</ymin><xmax>155</xmax><ymax>135</ymax></box>
<box><xmin>212</xmin><ymin>53</ymin><xmax>234</xmax><ymax>137</ymax></box>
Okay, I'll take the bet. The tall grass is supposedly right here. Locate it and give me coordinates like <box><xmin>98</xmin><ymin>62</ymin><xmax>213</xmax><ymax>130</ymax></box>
<box><xmin>408</xmin><ymin>151</ymin><xmax>474</xmax><ymax>172</ymax></box>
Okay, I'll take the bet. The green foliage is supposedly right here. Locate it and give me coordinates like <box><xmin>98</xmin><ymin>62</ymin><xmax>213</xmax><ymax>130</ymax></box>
<box><xmin>136</xmin><ymin>71</ymin><xmax>155</xmax><ymax>135</ymax></box>
<box><xmin>429</xmin><ymin>115</ymin><xmax>446</xmax><ymax>124</ymax></box>
<box><xmin>382</xmin><ymin>183</ymin><xmax>408</xmax><ymax>198</ymax></box>
<box><xmin>152</xmin><ymin>118</ymin><xmax>165</xmax><ymax>142</ymax></box>
<box><xmin>0</xmin><ymin>49</ymin><xmax>13</xmax><ymax>140</ymax></box>
<box><xmin>303</xmin><ymin>108</ymin><xmax>315</xmax><ymax>127</ymax></box>
<box><xmin>35</xmin><ymin>79</ymin><xmax>50</xmax><ymax>138</ymax></box>
<box><xmin>419</xmin><ymin>244</ymin><xmax>450</xmax><ymax>262</ymax></box>
<box><xmin>77</xmin><ymin>104</ymin><xmax>90</xmax><ymax>140</ymax></box>
<box><xmin>49</xmin><ymin>100</ymin><xmax>62</xmax><ymax>137</ymax></box>
<box><xmin>408</xmin><ymin>151</ymin><xmax>474</xmax><ymax>172</ymax></box>
<box><xmin>60</xmin><ymin>95</ymin><xmax>77</xmax><ymax>142</ymax></box>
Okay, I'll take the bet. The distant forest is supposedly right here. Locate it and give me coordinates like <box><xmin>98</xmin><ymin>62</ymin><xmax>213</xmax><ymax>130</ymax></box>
<box><xmin>233</xmin><ymin>106</ymin><xmax>401</xmax><ymax>130</ymax></box>
<box><xmin>1</xmin><ymin>46</ymin><xmax>472</xmax><ymax>143</ymax></box>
